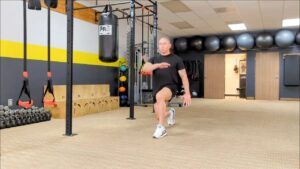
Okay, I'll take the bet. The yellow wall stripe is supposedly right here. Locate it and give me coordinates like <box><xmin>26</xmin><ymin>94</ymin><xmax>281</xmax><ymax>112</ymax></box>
<box><xmin>0</xmin><ymin>40</ymin><xmax>127</xmax><ymax>67</ymax></box>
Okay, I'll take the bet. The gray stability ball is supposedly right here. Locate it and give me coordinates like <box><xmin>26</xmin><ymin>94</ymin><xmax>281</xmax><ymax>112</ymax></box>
<box><xmin>275</xmin><ymin>29</ymin><xmax>295</xmax><ymax>47</ymax></box>
<box><xmin>205</xmin><ymin>36</ymin><xmax>220</xmax><ymax>51</ymax></box>
<box><xmin>237</xmin><ymin>33</ymin><xmax>254</xmax><ymax>51</ymax></box>
<box><xmin>221</xmin><ymin>36</ymin><xmax>236</xmax><ymax>52</ymax></box>
<box><xmin>190</xmin><ymin>38</ymin><xmax>203</xmax><ymax>51</ymax></box>
<box><xmin>175</xmin><ymin>38</ymin><xmax>188</xmax><ymax>52</ymax></box>
<box><xmin>256</xmin><ymin>33</ymin><xmax>274</xmax><ymax>49</ymax></box>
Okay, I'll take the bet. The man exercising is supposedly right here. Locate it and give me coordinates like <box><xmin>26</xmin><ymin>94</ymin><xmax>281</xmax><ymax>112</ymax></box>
<box><xmin>141</xmin><ymin>37</ymin><xmax>191</xmax><ymax>139</ymax></box>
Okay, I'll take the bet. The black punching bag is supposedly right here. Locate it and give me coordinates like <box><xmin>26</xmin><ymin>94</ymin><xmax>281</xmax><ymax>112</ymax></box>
<box><xmin>99</xmin><ymin>5</ymin><xmax>118</xmax><ymax>62</ymax></box>
<box><xmin>44</xmin><ymin>0</ymin><xmax>58</xmax><ymax>8</ymax></box>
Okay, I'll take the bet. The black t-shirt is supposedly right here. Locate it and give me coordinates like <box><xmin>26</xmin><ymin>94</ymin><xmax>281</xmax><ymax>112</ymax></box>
<box><xmin>149</xmin><ymin>54</ymin><xmax>185</xmax><ymax>94</ymax></box>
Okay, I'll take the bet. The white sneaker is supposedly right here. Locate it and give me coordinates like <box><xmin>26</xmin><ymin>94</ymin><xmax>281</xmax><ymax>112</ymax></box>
<box><xmin>153</xmin><ymin>124</ymin><xmax>167</xmax><ymax>139</ymax></box>
<box><xmin>167</xmin><ymin>108</ymin><xmax>176</xmax><ymax>126</ymax></box>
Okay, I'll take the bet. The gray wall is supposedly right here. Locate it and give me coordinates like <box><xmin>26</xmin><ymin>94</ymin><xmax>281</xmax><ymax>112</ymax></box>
<box><xmin>0</xmin><ymin>58</ymin><xmax>2</xmax><ymax>104</ymax></box>
<box><xmin>0</xmin><ymin>58</ymin><xmax>118</xmax><ymax>107</ymax></box>
<box><xmin>246</xmin><ymin>51</ymin><xmax>256</xmax><ymax>98</ymax></box>
<box><xmin>279</xmin><ymin>47</ymin><xmax>300</xmax><ymax>98</ymax></box>
<box><xmin>174</xmin><ymin>28</ymin><xmax>300</xmax><ymax>99</ymax></box>
<box><xmin>175</xmin><ymin>48</ymin><xmax>300</xmax><ymax>99</ymax></box>
<box><xmin>174</xmin><ymin>45</ymin><xmax>300</xmax><ymax>99</ymax></box>
<box><xmin>245</xmin><ymin>47</ymin><xmax>300</xmax><ymax>99</ymax></box>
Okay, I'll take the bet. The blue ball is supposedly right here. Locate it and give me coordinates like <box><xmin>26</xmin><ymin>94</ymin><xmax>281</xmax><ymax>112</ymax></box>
<box><xmin>237</xmin><ymin>33</ymin><xmax>254</xmax><ymax>50</ymax></box>
<box><xmin>120</xmin><ymin>65</ymin><xmax>127</xmax><ymax>72</ymax></box>
<box><xmin>275</xmin><ymin>30</ymin><xmax>295</xmax><ymax>47</ymax></box>
<box><xmin>120</xmin><ymin>95</ymin><xmax>128</xmax><ymax>100</ymax></box>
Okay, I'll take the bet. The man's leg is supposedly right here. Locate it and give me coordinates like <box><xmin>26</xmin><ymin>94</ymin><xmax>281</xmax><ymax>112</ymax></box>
<box><xmin>152</xmin><ymin>87</ymin><xmax>173</xmax><ymax>138</ymax></box>
<box><xmin>154</xmin><ymin>87</ymin><xmax>172</xmax><ymax>125</ymax></box>
<box><xmin>154</xmin><ymin>103</ymin><xmax>159</xmax><ymax>120</ymax></box>
<box><xmin>154</xmin><ymin>103</ymin><xmax>171</xmax><ymax>120</ymax></box>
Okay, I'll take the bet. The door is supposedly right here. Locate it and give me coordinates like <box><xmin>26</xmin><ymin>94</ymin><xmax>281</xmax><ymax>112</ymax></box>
<box><xmin>204</xmin><ymin>54</ymin><xmax>225</xmax><ymax>99</ymax></box>
<box><xmin>255</xmin><ymin>52</ymin><xmax>279</xmax><ymax>100</ymax></box>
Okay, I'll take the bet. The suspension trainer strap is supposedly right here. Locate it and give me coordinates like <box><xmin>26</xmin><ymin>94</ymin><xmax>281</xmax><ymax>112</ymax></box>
<box><xmin>43</xmin><ymin>6</ymin><xmax>56</xmax><ymax>106</ymax></box>
<box><xmin>17</xmin><ymin>0</ymin><xmax>33</xmax><ymax>109</ymax></box>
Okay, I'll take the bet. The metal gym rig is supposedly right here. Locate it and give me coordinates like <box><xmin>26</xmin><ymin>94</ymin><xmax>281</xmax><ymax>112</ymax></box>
<box><xmin>65</xmin><ymin>0</ymin><xmax>158</xmax><ymax>136</ymax></box>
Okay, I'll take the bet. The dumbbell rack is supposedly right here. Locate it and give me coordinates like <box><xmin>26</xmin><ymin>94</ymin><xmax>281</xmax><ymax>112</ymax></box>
<box><xmin>0</xmin><ymin>105</ymin><xmax>51</xmax><ymax>129</ymax></box>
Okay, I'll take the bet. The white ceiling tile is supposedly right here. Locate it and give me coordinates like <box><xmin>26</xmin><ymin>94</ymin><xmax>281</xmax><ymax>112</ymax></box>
<box><xmin>158</xmin><ymin>19</ymin><xmax>182</xmax><ymax>33</ymax></box>
<box><xmin>232</xmin><ymin>1</ymin><xmax>264</xmax><ymax>31</ymax></box>
<box><xmin>207</xmin><ymin>0</ymin><xmax>235</xmax><ymax>8</ymax></box>
<box><xmin>176</xmin><ymin>11</ymin><xmax>198</xmax><ymax>21</ymax></box>
<box><xmin>218</xmin><ymin>11</ymin><xmax>242</xmax><ymax>23</ymax></box>
<box><xmin>259</xmin><ymin>1</ymin><xmax>284</xmax><ymax>29</ymax></box>
<box><xmin>182</xmin><ymin>1</ymin><xmax>214</xmax><ymax>15</ymax></box>
<box><xmin>176</xmin><ymin>12</ymin><xmax>207</xmax><ymax>28</ymax></box>
<box><xmin>157</xmin><ymin>4</ymin><xmax>183</xmax><ymax>22</ymax></box>
<box><xmin>81</xmin><ymin>0</ymin><xmax>297</xmax><ymax>37</ymax></box>
<box><xmin>181</xmin><ymin>1</ymin><xmax>208</xmax><ymax>9</ymax></box>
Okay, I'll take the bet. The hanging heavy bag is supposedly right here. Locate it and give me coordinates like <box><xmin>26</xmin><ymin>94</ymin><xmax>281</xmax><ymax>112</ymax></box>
<box><xmin>44</xmin><ymin>0</ymin><xmax>58</xmax><ymax>8</ymax></box>
<box><xmin>99</xmin><ymin>5</ymin><xmax>119</xmax><ymax>62</ymax></box>
<box><xmin>28</xmin><ymin>0</ymin><xmax>41</xmax><ymax>10</ymax></box>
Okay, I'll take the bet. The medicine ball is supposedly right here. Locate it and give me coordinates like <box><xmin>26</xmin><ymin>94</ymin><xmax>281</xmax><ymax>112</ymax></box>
<box><xmin>237</xmin><ymin>33</ymin><xmax>254</xmax><ymax>50</ymax></box>
<box><xmin>120</xmin><ymin>65</ymin><xmax>127</xmax><ymax>72</ymax></box>
<box><xmin>256</xmin><ymin>33</ymin><xmax>273</xmax><ymax>49</ymax></box>
<box><xmin>275</xmin><ymin>30</ymin><xmax>295</xmax><ymax>47</ymax></box>
<box><xmin>119</xmin><ymin>76</ymin><xmax>127</xmax><ymax>82</ymax></box>
<box><xmin>205</xmin><ymin>36</ymin><xmax>220</xmax><ymax>51</ymax></box>
<box><xmin>221</xmin><ymin>36</ymin><xmax>236</xmax><ymax>52</ymax></box>
<box><xmin>175</xmin><ymin>38</ymin><xmax>188</xmax><ymax>52</ymax></box>
<box><xmin>120</xmin><ymin>95</ymin><xmax>127</xmax><ymax>100</ymax></box>
<box><xmin>119</xmin><ymin>87</ymin><xmax>126</xmax><ymax>93</ymax></box>
<box><xmin>296</xmin><ymin>31</ymin><xmax>300</xmax><ymax>45</ymax></box>
<box><xmin>190</xmin><ymin>37</ymin><xmax>203</xmax><ymax>51</ymax></box>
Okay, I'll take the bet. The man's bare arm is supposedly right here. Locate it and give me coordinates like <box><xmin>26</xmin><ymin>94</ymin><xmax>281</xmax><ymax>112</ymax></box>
<box><xmin>178</xmin><ymin>69</ymin><xmax>190</xmax><ymax>94</ymax></box>
<box><xmin>178</xmin><ymin>69</ymin><xmax>192</xmax><ymax>106</ymax></box>
<box><xmin>141</xmin><ymin>62</ymin><xmax>170</xmax><ymax>73</ymax></box>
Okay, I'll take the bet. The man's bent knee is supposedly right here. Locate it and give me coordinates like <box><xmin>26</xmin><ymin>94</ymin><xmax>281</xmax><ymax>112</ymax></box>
<box><xmin>155</xmin><ymin>93</ymin><xmax>165</xmax><ymax>102</ymax></box>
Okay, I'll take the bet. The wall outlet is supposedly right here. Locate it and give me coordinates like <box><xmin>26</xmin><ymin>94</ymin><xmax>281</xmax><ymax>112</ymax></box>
<box><xmin>8</xmin><ymin>99</ymin><xmax>13</xmax><ymax>107</ymax></box>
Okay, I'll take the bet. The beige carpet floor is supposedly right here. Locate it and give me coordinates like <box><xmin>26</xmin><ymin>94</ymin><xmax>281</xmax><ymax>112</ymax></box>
<box><xmin>0</xmin><ymin>99</ymin><xmax>299</xmax><ymax>169</ymax></box>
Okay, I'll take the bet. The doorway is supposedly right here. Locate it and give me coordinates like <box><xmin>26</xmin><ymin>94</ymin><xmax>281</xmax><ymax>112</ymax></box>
<box><xmin>225</xmin><ymin>53</ymin><xmax>247</xmax><ymax>99</ymax></box>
